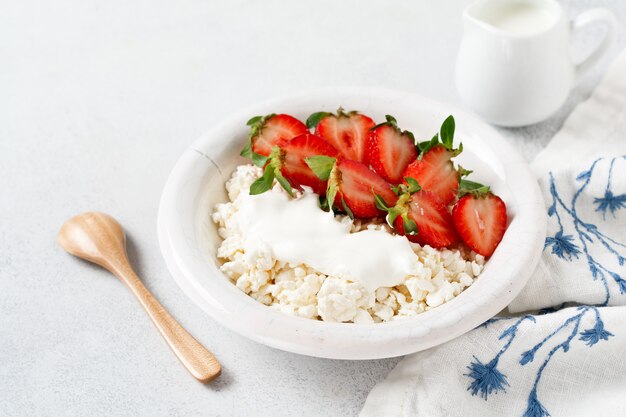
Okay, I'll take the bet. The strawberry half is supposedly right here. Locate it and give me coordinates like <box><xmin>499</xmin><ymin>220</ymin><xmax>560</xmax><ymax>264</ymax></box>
<box><xmin>368</xmin><ymin>115</ymin><xmax>418</xmax><ymax>184</ymax></box>
<box><xmin>375</xmin><ymin>179</ymin><xmax>458</xmax><ymax>248</ymax></box>
<box><xmin>403</xmin><ymin>145</ymin><xmax>459</xmax><ymax>205</ymax></box>
<box><xmin>452</xmin><ymin>181</ymin><xmax>507</xmax><ymax>257</ymax></box>
<box><xmin>248</xmin><ymin>133</ymin><xmax>338</xmax><ymax>197</ymax></box>
<box><xmin>307</xmin><ymin>109</ymin><xmax>374</xmax><ymax>163</ymax></box>
<box><xmin>306</xmin><ymin>156</ymin><xmax>397</xmax><ymax>218</ymax></box>
<box><xmin>242</xmin><ymin>113</ymin><xmax>307</xmax><ymax>158</ymax></box>
<box><xmin>403</xmin><ymin>115</ymin><xmax>462</xmax><ymax>205</ymax></box>
<box><xmin>277</xmin><ymin>134</ymin><xmax>339</xmax><ymax>194</ymax></box>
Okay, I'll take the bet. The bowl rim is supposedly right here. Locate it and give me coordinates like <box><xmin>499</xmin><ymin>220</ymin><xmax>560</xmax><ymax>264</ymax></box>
<box><xmin>157</xmin><ymin>86</ymin><xmax>546</xmax><ymax>359</ymax></box>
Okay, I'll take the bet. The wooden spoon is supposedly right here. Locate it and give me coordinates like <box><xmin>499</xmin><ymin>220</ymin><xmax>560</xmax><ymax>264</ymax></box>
<box><xmin>58</xmin><ymin>212</ymin><xmax>221</xmax><ymax>383</ymax></box>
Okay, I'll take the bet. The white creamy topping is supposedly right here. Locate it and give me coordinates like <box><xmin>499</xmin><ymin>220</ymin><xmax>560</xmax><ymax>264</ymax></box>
<box><xmin>235</xmin><ymin>190</ymin><xmax>419</xmax><ymax>292</ymax></box>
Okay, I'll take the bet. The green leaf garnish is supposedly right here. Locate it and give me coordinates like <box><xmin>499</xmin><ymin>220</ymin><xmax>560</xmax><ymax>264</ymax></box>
<box><xmin>342</xmin><ymin>198</ymin><xmax>354</xmax><ymax>219</ymax></box>
<box><xmin>248</xmin><ymin>145</ymin><xmax>295</xmax><ymax>196</ymax></box>
<box><xmin>305</xmin><ymin>155</ymin><xmax>337</xmax><ymax>180</ymax></box>
<box><xmin>374</xmin><ymin>193</ymin><xmax>390</xmax><ymax>211</ymax></box>
<box><xmin>249</xmin><ymin>164</ymin><xmax>275</xmax><ymax>195</ymax></box>
<box><xmin>439</xmin><ymin>115</ymin><xmax>455</xmax><ymax>149</ymax></box>
<box><xmin>401</xmin><ymin>213</ymin><xmax>418</xmax><ymax>235</ymax></box>
<box><xmin>417</xmin><ymin>135</ymin><xmax>440</xmax><ymax>158</ymax></box>
<box><xmin>251</xmin><ymin>152</ymin><xmax>269</xmax><ymax>167</ymax></box>
<box><xmin>405</xmin><ymin>177</ymin><xmax>421</xmax><ymax>194</ymax></box>
<box><xmin>386</xmin><ymin>207</ymin><xmax>401</xmax><ymax>226</ymax></box>
<box><xmin>417</xmin><ymin>115</ymin><xmax>461</xmax><ymax>158</ymax></box>
<box><xmin>306</xmin><ymin>112</ymin><xmax>331</xmax><ymax>129</ymax></box>
<box><xmin>326</xmin><ymin>182</ymin><xmax>338</xmax><ymax>213</ymax></box>
<box><xmin>458</xmin><ymin>179</ymin><xmax>490</xmax><ymax>197</ymax></box>
<box><xmin>246</xmin><ymin>115</ymin><xmax>264</xmax><ymax>126</ymax></box>
<box><xmin>458</xmin><ymin>167</ymin><xmax>473</xmax><ymax>178</ymax></box>
<box><xmin>319</xmin><ymin>195</ymin><xmax>329</xmax><ymax>211</ymax></box>
<box><xmin>372</xmin><ymin>114</ymin><xmax>399</xmax><ymax>130</ymax></box>
<box><xmin>240</xmin><ymin>142</ymin><xmax>253</xmax><ymax>159</ymax></box>
<box><xmin>275</xmin><ymin>172</ymin><xmax>294</xmax><ymax>197</ymax></box>
<box><xmin>240</xmin><ymin>114</ymin><xmax>276</xmax><ymax>165</ymax></box>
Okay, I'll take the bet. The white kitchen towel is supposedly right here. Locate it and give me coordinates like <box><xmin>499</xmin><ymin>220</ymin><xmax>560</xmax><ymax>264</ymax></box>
<box><xmin>509</xmin><ymin>48</ymin><xmax>626</xmax><ymax>313</ymax></box>
<box><xmin>360</xmin><ymin>49</ymin><xmax>626</xmax><ymax>417</ymax></box>
<box><xmin>361</xmin><ymin>306</ymin><xmax>626</xmax><ymax>417</ymax></box>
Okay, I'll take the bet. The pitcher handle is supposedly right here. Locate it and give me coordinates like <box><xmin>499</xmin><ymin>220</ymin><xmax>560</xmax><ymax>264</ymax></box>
<box><xmin>571</xmin><ymin>8</ymin><xmax>618</xmax><ymax>83</ymax></box>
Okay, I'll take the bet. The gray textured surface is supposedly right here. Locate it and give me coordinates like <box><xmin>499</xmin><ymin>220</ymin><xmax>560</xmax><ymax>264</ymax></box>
<box><xmin>1</xmin><ymin>1</ymin><xmax>624</xmax><ymax>416</ymax></box>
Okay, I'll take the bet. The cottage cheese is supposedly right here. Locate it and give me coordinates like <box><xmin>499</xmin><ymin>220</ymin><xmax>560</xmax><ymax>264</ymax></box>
<box><xmin>212</xmin><ymin>164</ymin><xmax>485</xmax><ymax>323</ymax></box>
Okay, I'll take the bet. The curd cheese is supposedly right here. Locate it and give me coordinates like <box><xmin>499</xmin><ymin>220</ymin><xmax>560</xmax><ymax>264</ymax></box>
<box><xmin>212</xmin><ymin>164</ymin><xmax>485</xmax><ymax>323</ymax></box>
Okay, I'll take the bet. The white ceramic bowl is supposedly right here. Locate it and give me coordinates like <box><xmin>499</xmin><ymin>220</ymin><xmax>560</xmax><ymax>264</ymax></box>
<box><xmin>157</xmin><ymin>87</ymin><xmax>546</xmax><ymax>360</ymax></box>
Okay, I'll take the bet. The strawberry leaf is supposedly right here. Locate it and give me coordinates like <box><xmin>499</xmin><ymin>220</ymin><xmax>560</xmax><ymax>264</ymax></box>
<box><xmin>326</xmin><ymin>182</ymin><xmax>338</xmax><ymax>213</ymax></box>
<box><xmin>342</xmin><ymin>198</ymin><xmax>354</xmax><ymax>219</ymax></box>
<box><xmin>417</xmin><ymin>115</ymin><xmax>461</xmax><ymax>158</ymax></box>
<box><xmin>306</xmin><ymin>112</ymin><xmax>331</xmax><ymax>129</ymax></box>
<box><xmin>240</xmin><ymin>142</ymin><xmax>253</xmax><ymax>159</ymax></box>
<box><xmin>249</xmin><ymin>164</ymin><xmax>275</xmax><ymax>195</ymax></box>
<box><xmin>405</xmin><ymin>177</ymin><xmax>421</xmax><ymax>194</ymax></box>
<box><xmin>305</xmin><ymin>155</ymin><xmax>336</xmax><ymax>180</ymax></box>
<box><xmin>246</xmin><ymin>113</ymin><xmax>274</xmax><ymax>141</ymax></box>
<box><xmin>391</xmin><ymin>184</ymin><xmax>404</xmax><ymax>195</ymax></box>
<box><xmin>246</xmin><ymin>115</ymin><xmax>264</xmax><ymax>127</ymax></box>
<box><xmin>439</xmin><ymin>115</ymin><xmax>455</xmax><ymax>149</ymax></box>
<box><xmin>372</xmin><ymin>114</ymin><xmax>399</xmax><ymax>130</ymax></box>
<box><xmin>458</xmin><ymin>166</ymin><xmax>473</xmax><ymax>177</ymax></box>
<box><xmin>458</xmin><ymin>179</ymin><xmax>490</xmax><ymax>197</ymax></box>
<box><xmin>386</xmin><ymin>207</ymin><xmax>401</xmax><ymax>226</ymax></box>
<box><xmin>251</xmin><ymin>152</ymin><xmax>269</xmax><ymax>167</ymax></box>
<box><xmin>275</xmin><ymin>171</ymin><xmax>295</xmax><ymax>197</ymax></box>
<box><xmin>241</xmin><ymin>114</ymin><xmax>275</xmax><ymax>165</ymax></box>
<box><xmin>374</xmin><ymin>193</ymin><xmax>390</xmax><ymax>211</ymax></box>
<box><xmin>417</xmin><ymin>135</ymin><xmax>439</xmax><ymax>158</ymax></box>
<box><xmin>402</xmin><ymin>213</ymin><xmax>418</xmax><ymax>235</ymax></box>
<box><xmin>318</xmin><ymin>195</ymin><xmax>329</xmax><ymax>211</ymax></box>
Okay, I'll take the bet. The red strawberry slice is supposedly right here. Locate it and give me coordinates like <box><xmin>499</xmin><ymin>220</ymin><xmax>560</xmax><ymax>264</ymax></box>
<box><xmin>333</xmin><ymin>159</ymin><xmax>398</xmax><ymax>218</ymax></box>
<box><xmin>392</xmin><ymin>190</ymin><xmax>458</xmax><ymax>248</ymax></box>
<box><xmin>277</xmin><ymin>133</ymin><xmax>339</xmax><ymax>195</ymax></box>
<box><xmin>307</xmin><ymin>109</ymin><xmax>374</xmax><ymax>163</ymax></box>
<box><xmin>452</xmin><ymin>192</ymin><xmax>507</xmax><ymax>257</ymax></box>
<box><xmin>368</xmin><ymin>115</ymin><xmax>418</xmax><ymax>184</ymax></box>
<box><xmin>403</xmin><ymin>145</ymin><xmax>459</xmax><ymax>205</ymax></box>
<box><xmin>307</xmin><ymin>156</ymin><xmax>398</xmax><ymax>218</ymax></box>
<box><xmin>247</xmin><ymin>114</ymin><xmax>307</xmax><ymax>156</ymax></box>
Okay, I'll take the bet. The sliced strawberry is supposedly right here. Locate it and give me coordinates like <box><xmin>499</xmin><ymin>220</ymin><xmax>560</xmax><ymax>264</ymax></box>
<box><xmin>452</xmin><ymin>190</ymin><xmax>507</xmax><ymax>257</ymax></box>
<box><xmin>245</xmin><ymin>114</ymin><xmax>307</xmax><ymax>157</ymax></box>
<box><xmin>403</xmin><ymin>115</ymin><xmax>462</xmax><ymax>205</ymax></box>
<box><xmin>277</xmin><ymin>133</ymin><xmax>338</xmax><ymax>195</ymax></box>
<box><xmin>374</xmin><ymin>179</ymin><xmax>457</xmax><ymax>248</ymax></box>
<box><xmin>306</xmin><ymin>156</ymin><xmax>397</xmax><ymax>218</ymax></box>
<box><xmin>368</xmin><ymin>115</ymin><xmax>418</xmax><ymax>184</ymax></box>
<box><xmin>248</xmin><ymin>133</ymin><xmax>338</xmax><ymax>197</ymax></box>
<box><xmin>307</xmin><ymin>109</ymin><xmax>374</xmax><ymax>163</ymax></box>
<box><xmin>403</xmin><ymin>145</ymin><xmax>459</xmax><ymax>205</ymax></box>
<box><xmin>334</xmin><ymin>159</ymin><xmax>398</xmax><ymax>218</ymax></box>
<box><xmin>397</xmin><ymin>191</ymin><xmax>457</xmax><ymax>247</ymax></box>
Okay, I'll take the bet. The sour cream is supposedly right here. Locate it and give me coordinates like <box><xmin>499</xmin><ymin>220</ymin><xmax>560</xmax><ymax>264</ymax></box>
<box><xmin>235</xmin><ymin>190</ymin><xmax>418</xmax><ymax>292</ymax></box>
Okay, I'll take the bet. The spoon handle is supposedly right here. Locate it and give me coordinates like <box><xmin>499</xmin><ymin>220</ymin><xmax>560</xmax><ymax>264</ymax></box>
<box><xmin>111</xmin><ymin>261</ymin><xmax>221</xmax><ymax>383</ymax></box>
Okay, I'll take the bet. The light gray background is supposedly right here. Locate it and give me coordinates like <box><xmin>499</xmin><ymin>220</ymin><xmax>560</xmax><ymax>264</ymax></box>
<box><xmin>1</xmin><ymin>1</ymin><xmax>624</xmax><ymax>416</ymax></box>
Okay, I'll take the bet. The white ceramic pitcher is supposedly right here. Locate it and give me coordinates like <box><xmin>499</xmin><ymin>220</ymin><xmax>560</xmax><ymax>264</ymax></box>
<box><xmin>456</xmin><ymin>0</ymin><xmax>617</xmax><ymax>127</ymax></box>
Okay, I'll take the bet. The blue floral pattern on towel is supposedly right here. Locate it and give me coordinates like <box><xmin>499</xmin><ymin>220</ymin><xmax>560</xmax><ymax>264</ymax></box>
<box><xmin>463</xmin><ymin>157</ymin><xmax>624</xmax><ymax>417</ymax></box>
<box><xmin>465</xmin><ymin>307</ymin><xmax>613</xmax><ymax>417</ymax></box>
<box><xmin>544</xmin><ymin>156</ymin><xmax>626</xmax><ymax>304</ymax></box>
